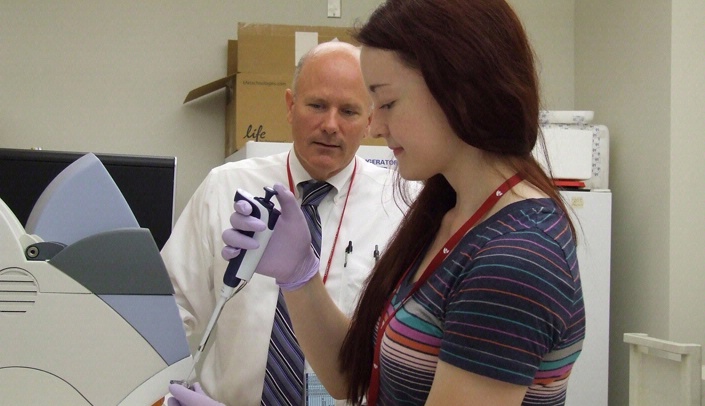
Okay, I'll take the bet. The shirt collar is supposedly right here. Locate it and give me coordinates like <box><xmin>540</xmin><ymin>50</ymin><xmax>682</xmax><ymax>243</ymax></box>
<box><xmin>288</xmin><ymin>150</ymin><xmax>357</xmax><ymax>200</ymax></box>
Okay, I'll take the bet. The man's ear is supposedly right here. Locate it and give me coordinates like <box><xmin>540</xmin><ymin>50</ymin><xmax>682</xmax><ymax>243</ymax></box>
<box><xmin>364</xmin><ymin>109</ymin><xmax>374</xmax><ymax>138</ymax></box>
<box><xmin>285</xmin><ymin>89</ymin><xmax>295</xmax><ymax>124</ymax></box>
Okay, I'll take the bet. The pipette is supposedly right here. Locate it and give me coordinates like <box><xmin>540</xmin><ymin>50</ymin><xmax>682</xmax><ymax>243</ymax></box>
<box><xmin>173</xmin><ymin>186</ymin><xmax>280</xmax><ymax>388</ymax></box>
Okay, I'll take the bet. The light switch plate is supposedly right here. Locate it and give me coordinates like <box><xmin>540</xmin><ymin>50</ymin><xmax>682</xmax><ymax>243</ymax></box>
<box><xmin>327</xmin><ymin>0</ymin><xmax>341</xmax><ymax>18</ymax></box>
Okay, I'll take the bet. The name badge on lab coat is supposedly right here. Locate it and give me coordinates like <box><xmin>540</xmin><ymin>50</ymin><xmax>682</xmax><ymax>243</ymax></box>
<box><xmin>305</xmin><ymin>371</ymin><xmax>336</xmax><ymax>406</ymax></box>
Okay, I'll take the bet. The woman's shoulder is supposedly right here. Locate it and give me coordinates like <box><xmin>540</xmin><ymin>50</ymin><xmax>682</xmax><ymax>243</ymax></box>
<box><xmin>487</xmin><ymin>198</ymin><xmax>568</xmax><ymax>234</ymax></box>
<box><xmin>465</xmin><ymin>198</ymin><xmax>576</xmax><ymax>267</ymax></box>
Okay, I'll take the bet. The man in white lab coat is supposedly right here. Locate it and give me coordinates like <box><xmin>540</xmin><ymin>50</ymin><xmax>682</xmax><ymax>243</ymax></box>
<box><xmin>162</xmin><ymin>41</ymin><xmax>409</xmax><ymax>406</ymax></box>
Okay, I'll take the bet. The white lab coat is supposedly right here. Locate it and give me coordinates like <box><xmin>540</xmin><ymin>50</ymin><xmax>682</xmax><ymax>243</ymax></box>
<box><xmin>162</xmin><ymin>150</ymin><xmax>408</xmax><ymax>405</ymax></box>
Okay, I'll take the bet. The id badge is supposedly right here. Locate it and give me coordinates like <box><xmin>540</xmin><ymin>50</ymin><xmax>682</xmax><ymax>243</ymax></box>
<box><xmin>305</xmin><ymin>371</ymin><xmax>337</xmax><ymax>406</ymax></box>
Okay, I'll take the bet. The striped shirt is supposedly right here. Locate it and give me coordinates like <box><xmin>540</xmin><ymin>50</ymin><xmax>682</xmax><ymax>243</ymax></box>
<box><xmin>375</xmin><ymin>198</ymin><xmax>584</xmax><ymax>405</ymax></box>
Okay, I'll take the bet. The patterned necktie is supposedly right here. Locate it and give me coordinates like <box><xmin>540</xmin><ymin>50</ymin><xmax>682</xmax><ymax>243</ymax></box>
<box><xmin>260</xmin><ymin>180</ymin><xmax>332</xmax><ymax>406</ymax></box>
<box><xmin>299</xmin><ymin>181</ymin><xmax>333</xmax><ymax>259</ymax></box>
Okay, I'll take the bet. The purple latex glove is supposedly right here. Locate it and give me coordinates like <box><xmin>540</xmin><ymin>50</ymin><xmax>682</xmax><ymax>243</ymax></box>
<box><xmin>168</xmin><ymin>382</ymin><xmax>224</xmax><ymax>406</ymax></box>
<box><xmin>221</xmin><ymin>183</ymin><xmax>319</xmax><ymax>290</ymax></box>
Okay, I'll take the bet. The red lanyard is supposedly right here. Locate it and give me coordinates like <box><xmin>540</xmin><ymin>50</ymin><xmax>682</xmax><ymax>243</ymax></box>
<box><xmin>366</xmin><ymin>173</ymin><xmax>523</xmax><ymax>406</ymax></box>
<box><xmin>286</xmin><ymin>152</ymin><xmax>357</xmax><ymax>284</ymax></box>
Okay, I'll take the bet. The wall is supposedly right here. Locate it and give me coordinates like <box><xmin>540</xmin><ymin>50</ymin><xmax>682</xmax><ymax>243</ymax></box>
<box><xmin>576</xmin><ymin>1</ymin><xmax>705</xmax><ymax>405</ymax></box>
<box><xmin>0</xmin><ymin>0</ymin><xmax>382</xmax><ymax>219</ymax></box>
<box><xmin>669</xmin><ymin>0</ymin><xmax>705</xmax><ymax>347</ymax></box>
<box><xmin>0</xmin><ymin>0</ymin><xmax>575</xmax><ymax>220</ymax></box>
<box><xmin>508</xmin><ymin>1</ymin><xmax>575</xmax><ymax>109</ymax></box>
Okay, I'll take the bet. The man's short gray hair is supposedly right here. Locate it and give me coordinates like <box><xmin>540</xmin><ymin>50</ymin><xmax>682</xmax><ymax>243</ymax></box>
<box><xmin>290</xmin><ymin>39</ymin><xmax>361</xmax><ymax>96</ymax></box>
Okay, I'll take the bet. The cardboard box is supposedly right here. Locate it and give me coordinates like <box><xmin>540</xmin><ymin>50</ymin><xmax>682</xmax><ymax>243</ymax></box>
<box><xmin>184</xmin><ymin>23</ymin><xmax>385</xmax><ymax>157</ymax></box>
<box><xmin>184</xmin><ymin>60</ymin><xmax>293</xmax><ymax>156</ymax></box>
<box><xmin>232</xmin><ymin>73</ymin><xmax>292</xmax><ymax>149</ymax></box>
<box><xmin>236</xmin><ymin>22</ymin><xmax>357</xmax><ymax>74</ymax></box>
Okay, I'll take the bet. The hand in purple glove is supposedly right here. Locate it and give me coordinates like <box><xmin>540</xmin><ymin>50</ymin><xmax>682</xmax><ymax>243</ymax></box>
<box><xmin>168</xmin><ymin>382</ymin><xmax>224</xmax><ymax>406</ymax></box>
<box><xmin>221</xmin><ymin>183</ymin><xmax>318</xmax><ymax>290</ymax></box>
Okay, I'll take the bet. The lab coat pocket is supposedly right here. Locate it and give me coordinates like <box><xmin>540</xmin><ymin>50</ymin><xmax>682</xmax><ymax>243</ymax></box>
<box><xmin>340</xmin><ymin>268</ymin><xmax>367</xmax><ymax>317</ymax></box>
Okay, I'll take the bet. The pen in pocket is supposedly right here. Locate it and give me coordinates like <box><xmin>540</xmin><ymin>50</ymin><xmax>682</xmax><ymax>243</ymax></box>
<box><xmin>344</xmin><ymin>240</ymin><xmax>353</xmax><ymax>267</ymax></box>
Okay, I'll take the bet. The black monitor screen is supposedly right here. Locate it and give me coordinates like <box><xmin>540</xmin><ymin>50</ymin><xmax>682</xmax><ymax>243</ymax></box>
<box><xmin>0</xmin><ymin>148</ymin><xmax>176</xmax><ymax>250</ymax></box>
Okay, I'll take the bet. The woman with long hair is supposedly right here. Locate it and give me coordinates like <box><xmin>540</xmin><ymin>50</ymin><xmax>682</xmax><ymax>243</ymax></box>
<box><xmin>175</xmin><ymin>1</ymin><xmax>584</xmax><ymax>405</ymax></box>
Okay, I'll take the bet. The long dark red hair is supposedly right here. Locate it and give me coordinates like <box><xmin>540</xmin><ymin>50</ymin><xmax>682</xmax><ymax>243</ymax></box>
<box><xmin>339</xmin><ymin>0</ymin><xmax>575</xmax><ymax>404</ymax></box>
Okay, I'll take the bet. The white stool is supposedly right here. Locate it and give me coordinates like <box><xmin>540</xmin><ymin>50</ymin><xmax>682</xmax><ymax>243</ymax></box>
<box><xmin>624</xmin><ymin>333</ymin><xmax>703</xmax><ymax>405</ymax></box>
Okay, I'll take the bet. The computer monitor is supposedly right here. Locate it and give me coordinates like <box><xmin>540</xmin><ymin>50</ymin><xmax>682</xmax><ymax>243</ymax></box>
<box><xmin>0</xmin><ymin>148</ymin><xmax>177</xmax><ymax>250</ymax></box>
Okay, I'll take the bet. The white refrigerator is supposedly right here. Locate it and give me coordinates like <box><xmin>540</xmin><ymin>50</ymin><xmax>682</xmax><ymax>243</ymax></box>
<box><xmin>562</xmin><ymin>189</ymin><xmax>612</xmax><ymax>406</ymax></box>
<box><xmin>539</xmin><ymin>116</ymin><xmax>611</xmax><ymax>405</ymax></box>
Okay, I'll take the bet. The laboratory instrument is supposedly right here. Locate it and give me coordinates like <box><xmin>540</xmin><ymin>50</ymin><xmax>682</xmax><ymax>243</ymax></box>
<box><xmin>0</xmin><ymin>153</ymin><xmax>192</xmax><ymax>405</ymax></box>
